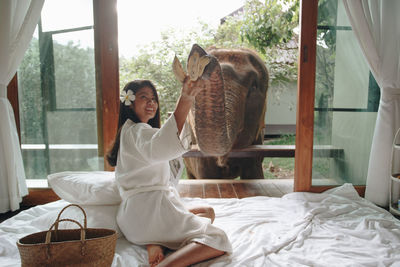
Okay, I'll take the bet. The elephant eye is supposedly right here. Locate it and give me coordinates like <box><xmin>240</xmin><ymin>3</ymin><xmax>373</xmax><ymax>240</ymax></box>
<box><xmin>247</xmin><ymin>81</ymin><xmax>258</xmax><ymax>99</ymax></box>
<box><xmin>251</xmin><ymin>81</ymin><xmax>258</xmax><ymax>92</ymax></box>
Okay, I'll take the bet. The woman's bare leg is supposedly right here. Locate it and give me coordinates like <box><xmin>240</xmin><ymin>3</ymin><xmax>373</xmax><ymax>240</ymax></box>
<box><xmin>146</xmin><ymin>244</ymin><xmax>164</xmax><ymax>267</ymax></box>
<box><xmin>156</xmin><ymin>242</ymin><xmax>225</xmax><ymax>267</ymax></box>
<box><xmin>189</xmin><ymin>206</ymin><xmax>215</xmax><ymax>223</ymax></box>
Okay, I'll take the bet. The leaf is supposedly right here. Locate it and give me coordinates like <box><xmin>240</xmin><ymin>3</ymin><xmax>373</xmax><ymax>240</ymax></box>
<box><xmin>172</xmin><ymin>55</ymin><xmax>186</xmax><ymax>83</ymax></box>
<box><xmin>187</xmin><ymin>51</ymin><xmax>200</xmax><ymax>81</ymax></box>
<box><xmin>197</xmin><ymin>55</ymin><xmax>211</xmax><ymax>78</ymax></box>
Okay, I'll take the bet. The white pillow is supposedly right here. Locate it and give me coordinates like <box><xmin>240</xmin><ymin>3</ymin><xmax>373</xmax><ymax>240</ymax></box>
<box><xmin>31</xmin><ymin>202</ymin><xmax>122</xmax><ymax>237</ymax></box>
<box><xmin>48</xmin><ymin>171</ymin><xmax>122</xmax><ymax>205</ymax></box>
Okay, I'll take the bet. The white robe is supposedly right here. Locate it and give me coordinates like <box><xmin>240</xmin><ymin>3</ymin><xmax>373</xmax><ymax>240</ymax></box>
<box><xmin>115</xmin><ymin>115</ymin><xmax>232</xmax><ymax>253</ymax></box>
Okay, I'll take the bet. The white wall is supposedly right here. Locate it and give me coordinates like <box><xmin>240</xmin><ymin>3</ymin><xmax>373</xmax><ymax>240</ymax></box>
<box><xmin>265</xmin><ymin>82</ymin><xmax>297</xmax><ymax>126</ymax></box>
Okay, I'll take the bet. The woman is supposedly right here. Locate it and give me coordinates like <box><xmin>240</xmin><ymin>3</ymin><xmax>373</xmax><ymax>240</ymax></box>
<box><xmin>107</xmin><ymin>79</ymin><xmax>232</xmax><ymax>267</ymax></box>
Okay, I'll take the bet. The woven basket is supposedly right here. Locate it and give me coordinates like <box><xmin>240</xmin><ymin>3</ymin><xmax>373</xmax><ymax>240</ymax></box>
<box><xmin>17</xmin><ymin>204</ymin><xmax>117</xmax><ymax>267</ymax></box>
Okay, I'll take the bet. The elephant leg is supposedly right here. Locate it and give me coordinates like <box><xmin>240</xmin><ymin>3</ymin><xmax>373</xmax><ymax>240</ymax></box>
<box><xmin>186</xmin><ymin>168</ymin><xmax>196</xmax><ymax>179</ymax></box>
<box><xmin>184</xmin><ymin>158</ymin><xmax>197</xmax><ymax>179</ymax></box>
<box><xmin>239</xmin><ymin>157</ymin><xmax>264</xmax><ymax>179</ymax></box>
<box><xmin>184</xmin><ymin>157</ymin><xmax>240</xmax><ymax>179</ymax></box>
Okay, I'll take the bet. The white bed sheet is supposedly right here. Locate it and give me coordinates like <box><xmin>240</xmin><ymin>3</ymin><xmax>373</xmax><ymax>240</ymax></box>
<box><xmin>1</xmin><ymin>183</ymin><xmax>400</xmax><ymax>267</ymax></box>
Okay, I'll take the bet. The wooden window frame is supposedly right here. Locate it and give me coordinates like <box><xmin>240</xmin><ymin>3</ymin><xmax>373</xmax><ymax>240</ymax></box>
<box><xmin>8</xmin><ymin>0</ymin><xmax>119</xmax><ymax>171</ymax></box>
<box><xmin>93</xmin><ymin>0</ymin><xmax>119</xmax><ymax>171</ymax></box>
<box><xmin>7</xmin><ymin>0</ymin><xmax>365</xmax><ymax>204</ymax></box>
<box><xmin>7</xmin><ymin>0</ymin><xmax>119</xmax><ymax>204</ymax></box>
<box><xmin>295</xmin><ymin>0</ymin><xmax>365</xmax><ymax>196</ymax></box>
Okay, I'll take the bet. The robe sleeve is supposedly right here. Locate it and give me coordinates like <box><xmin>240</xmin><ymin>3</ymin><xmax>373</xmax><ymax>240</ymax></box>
<box><xmin>126</xmin><ymin>115</ymin><xmax>191</xmax><ymax>163</ymax></box>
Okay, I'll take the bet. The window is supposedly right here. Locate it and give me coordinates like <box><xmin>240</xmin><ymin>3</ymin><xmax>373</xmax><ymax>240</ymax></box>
<box><xmin>18</xmin><ymin>0</ymin><xmax>101</xmax><ymax>179</ymax></box>
<box><xmin>312</xmin><ymin>0</ymin><xmax>378</xmax><ymax>186</ymax></box>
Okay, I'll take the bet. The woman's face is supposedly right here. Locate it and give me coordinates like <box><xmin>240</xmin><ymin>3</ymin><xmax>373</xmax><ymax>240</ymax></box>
<box><xmin>132</xmin><ymin>86</ymin><xmax>158</xmax><ymax>123</ymax></box>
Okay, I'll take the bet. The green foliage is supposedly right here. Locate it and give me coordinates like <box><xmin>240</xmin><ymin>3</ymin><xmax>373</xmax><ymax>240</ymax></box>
<box><xmin>239</xmin><ymin>0</ymin><xmax>300</xmax><ymax>89</ymax></box>
<box><xmin>263</xmin><ymin>157</ymin><xmax>294</xmax><ymax>179</ymax></box>
<box><xmin>120</xmin><ymin>1</ymin><xmax>301</xmax><ymax>122</ymax></box>
<box><xmin>18</xmin><ymin>38</ymin><xmax>97</xmax><ymax>142</ymax></box>
<box><xmin>241</xmin><ymin>0</ymin><xmax>299</xmax><ymax>53</ymax></box>
<box><xmin>18</xmin><ymin>36</ymin><xmax>99</xmax><ymax>178</ymax></box>
<box><xmin>53</xmin><ymin>41</ymin><xmax>96</xmax><ymax>109</ymax></box>
<box><xmin>21</xmin><ymin>0</ymin><xmax>302</xmax><ymax>137</ymax></box>
<box><xmin>314</xmin><ymin>0</ymin><xmax>338</xmax><ymax>143</ymax></box>
<box><xmin>262</xmin><ymin>135</ymin><xmax>295</xmax><ymax>179</ymax></box>
<box><xmin>213</xmin><ymin>15</ymin><xmax>251</xmax><ymax>49</ymax></box>
<box><xmin>18</xmin><ymin>39</ymin><xmax>43</xmax><ymax>143</ymax></box>
<box><xmin>119</xmin><ymin>23</ymin><xmax>217</xmax><ymax>122</ymax></box>
<box><xmin>266</xmin><ymin>134</ymin><xmax>296</xmax><ymax>145</ymax></box>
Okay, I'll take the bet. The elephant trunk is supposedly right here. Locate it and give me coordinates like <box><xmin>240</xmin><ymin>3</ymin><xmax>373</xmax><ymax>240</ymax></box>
<box><xmin>193</xmin><ymin>57</ymin><xmax>230</xmax><ymax>156</ymax></box>
<box><xmin>194</xmin><ymin>59</ymin><xmax>244</xmax><ymax>157</ymax></box>
<box><xmin>184</xmin><ymin>44</ymin><xmax>244</xmax><ymax>159</ymax></box>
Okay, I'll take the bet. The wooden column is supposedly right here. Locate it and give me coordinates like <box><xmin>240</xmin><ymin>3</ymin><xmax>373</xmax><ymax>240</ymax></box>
<box><xmin>7</xmin><ymin>73</ymin><xmax>21</xmax><ymax>142</ymax></box>
<box><xmin>294</xmin><ymin>0</ymin><xmax>318</xmax><ymax>192</ymax></box>
<box><xmin>93</xmin><ymin>0</ymin><xmax>119</xmax><ymax>171</ymax></box>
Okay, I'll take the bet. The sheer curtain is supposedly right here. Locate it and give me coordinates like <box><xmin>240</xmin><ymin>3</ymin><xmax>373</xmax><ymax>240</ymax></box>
<box><xmin>343</xmin><ymin>0</ymin><xmax>400</xmax><ymax>207</ymax></box>
<box><xmin>0</xmin><ymin>0</ymin><xmax>44</xmax><ymax>212</ymax></box>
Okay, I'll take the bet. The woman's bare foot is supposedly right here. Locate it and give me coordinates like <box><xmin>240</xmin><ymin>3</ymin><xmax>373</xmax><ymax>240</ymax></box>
<box><xmin>156</xmin><ymin>242</ymin><xmax>225</xmax><ymax>267</ymax></box>
<box><xmin>146</xmin><ymin>244</ymin><xmax>164</xmax><ymax>267</ymax></box>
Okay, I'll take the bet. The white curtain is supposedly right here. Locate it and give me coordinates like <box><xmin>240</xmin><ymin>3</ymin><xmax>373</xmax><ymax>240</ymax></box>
<box><xmin>0</xmin><ymin>0</ymin><xmax>44</xmax><ymax>212</ymax></box>
<box><xmin>343</xmin><ymin>0</ymin><xmax>400</xmax><ymax>207</ymax></box>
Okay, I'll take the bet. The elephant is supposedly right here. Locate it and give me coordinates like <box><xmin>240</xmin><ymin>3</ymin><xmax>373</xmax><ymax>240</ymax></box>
<box><xmin>173</xmin><ymin>44</ymin><xmax>269</xmax><ymax>179</ymax></box>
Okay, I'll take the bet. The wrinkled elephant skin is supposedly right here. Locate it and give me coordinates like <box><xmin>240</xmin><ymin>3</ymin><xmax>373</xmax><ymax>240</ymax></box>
<box><xmin>184</xmin><ymin>44</ymin><xmax>269</xmax><ymax>179</ymax></box>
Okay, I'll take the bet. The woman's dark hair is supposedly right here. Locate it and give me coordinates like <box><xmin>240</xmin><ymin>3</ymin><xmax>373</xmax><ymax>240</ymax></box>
<box><xmin>106</xmin><ymin>80</ymin><xmax>161</xmax><ymax>167</ymax></box>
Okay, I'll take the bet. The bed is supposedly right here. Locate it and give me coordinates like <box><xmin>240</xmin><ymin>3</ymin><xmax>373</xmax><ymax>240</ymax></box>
<box><xmin>1</xmin><ymin>173</ymin><xmax>400</xmax><ymax>266</ymax></box>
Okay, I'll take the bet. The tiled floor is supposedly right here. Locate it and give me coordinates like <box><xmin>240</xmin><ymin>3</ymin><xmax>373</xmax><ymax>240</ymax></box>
<box><xmin>177</xmin><ymin>179</ymin><xmax>294</xmax><ymax>198</ymax></box>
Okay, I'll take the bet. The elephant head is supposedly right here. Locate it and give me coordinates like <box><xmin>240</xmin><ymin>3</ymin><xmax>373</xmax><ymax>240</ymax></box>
<box><xmin>173</xmin><ymin>44</ymin><xmax>269</xmax><ymax>179</ymax></box>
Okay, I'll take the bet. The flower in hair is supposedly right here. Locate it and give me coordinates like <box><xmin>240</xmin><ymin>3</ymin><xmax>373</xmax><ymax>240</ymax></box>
<box><xmin>120</xmin><ymin>90</ymin><xmax>135</xmax><ymax>106</ymax></box>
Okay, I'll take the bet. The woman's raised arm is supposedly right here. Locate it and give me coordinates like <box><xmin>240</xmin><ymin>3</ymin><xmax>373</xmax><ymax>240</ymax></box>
<box><xmin>173</xmin><ymin>77</ymin><xmax>205</xmax><ymax>134</ymax></box>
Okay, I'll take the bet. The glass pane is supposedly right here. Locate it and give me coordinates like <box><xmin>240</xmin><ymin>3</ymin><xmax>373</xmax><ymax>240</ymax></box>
<box><xmin>18</xmin><ymin>0</ymin><xmax>100</xmax><ymax>180</ymax></box>
<box><xmin>312</xmin><ymin>0</ymin><xmax>377</xmax><ymax>186</ymax></box>
<box><xmin>18</xmin><ymin>28</ymin><xmax>47</xmax><ymax>179</ymax></box>
<box><xmin>47</xmin><ymin>111</ymin><xmax>100</xmax><ymax>171</ymax></box>
<box><xmin>53</xmin><ymin>30</ymin><xmax>96</xmax><ymax>109</ymax></box>
<box><xmin>41</xmin><ymin>0</ymin><xmax>93</xmax><ymax>32</ymax></box>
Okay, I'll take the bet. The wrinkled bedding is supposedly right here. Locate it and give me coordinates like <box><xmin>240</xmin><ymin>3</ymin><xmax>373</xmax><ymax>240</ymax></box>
<box><xmin>1</xmin><ymin>183</ymin><xmax>400</xmax><ymax>266</ymax></box>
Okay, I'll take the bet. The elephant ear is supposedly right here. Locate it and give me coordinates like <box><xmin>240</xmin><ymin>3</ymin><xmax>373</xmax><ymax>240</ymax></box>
<box><xmin>189</xmin><ymin>44</ymin><xmax>230</xmax><ymax>156</ymax></box>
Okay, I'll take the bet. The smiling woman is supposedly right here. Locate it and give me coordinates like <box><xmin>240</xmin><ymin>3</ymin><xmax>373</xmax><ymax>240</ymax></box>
<box><xmin>133</xmin><ymin>87</ymin><xmax>159</xmax><ymax>123</ymax></box>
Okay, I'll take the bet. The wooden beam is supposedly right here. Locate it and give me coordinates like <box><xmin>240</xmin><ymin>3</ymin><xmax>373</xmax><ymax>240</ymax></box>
<box><xmin>7</xmin><ymin>73</ymin><xmax>21</xmax><ymax>141</ymax></box>
<box><xmin>308</xmin><ymin>185</ymin><xmax>365</xmax><ymax>197</ymax></box>
<box><xmin>183</xmin><ymin>145</ymin><xmax>295</xmax><ymax>158</ymax></box>
<box><xmin>19</xmin><ymin>180</ymin><xmax>365</xmax><ymax>207</ymax></box>
<box><xmin>183</xmin><ymin>145</ymin><xmax>343</xmax><ymax>158</ymax></box>
<box><xmin>22</xmin><ymin>188</ymin><xmax>60</xmax><ymax>206</ymax></box>
<box><xmin>294</xmin><ymin>0</ymin><xmax>318</xmax><ymax>192</ymax></box>
<box><xmin>93</xmin><ymin>0</ymin><xmax>119</xmax><ymax>171</ymax></box>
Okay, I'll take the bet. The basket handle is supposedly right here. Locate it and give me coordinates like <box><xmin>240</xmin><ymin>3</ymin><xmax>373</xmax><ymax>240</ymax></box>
<box><xmin>45</xmin><ymin>219</ymin><xmax>87</xmax><ymax>259</ymax></box>
<box><xmin>45</xmin><ymin>218</ymin><xmax>86</xmax><ymax>244</ymax></box>
<box><xmin>54</xmin><ymin>204</ymin><xmax>88</xmax><ymax>231</ymax></box>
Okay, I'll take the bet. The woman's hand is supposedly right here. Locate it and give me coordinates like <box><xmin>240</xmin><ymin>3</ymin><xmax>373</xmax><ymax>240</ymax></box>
<box><xmin>181</xmin><ymin>76</ymin><xmax>206</xmax><ymax>101</ymax></box>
